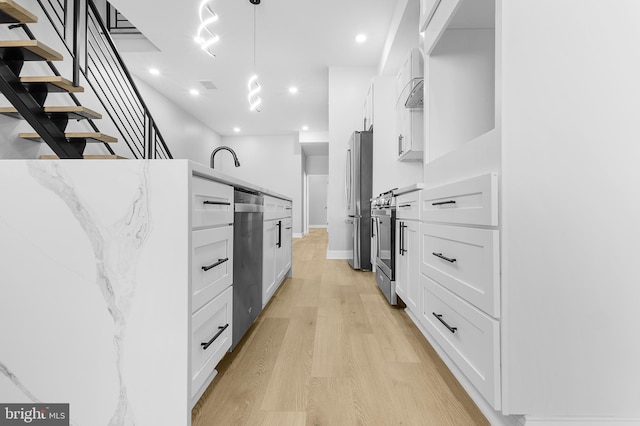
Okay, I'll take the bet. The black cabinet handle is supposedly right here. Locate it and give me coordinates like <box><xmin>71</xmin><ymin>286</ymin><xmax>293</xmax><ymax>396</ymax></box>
<box><xmin>400</xmin><ymin>222</ymin><xmax>407</xmax><ymax>256</ymax></box>
<box><xmin>398</xmin><ymin>204</ymin><xmax>412</xmax><ymax>208</ymax></box>
<box><xmin>432</xmin><ymin>252</ymin><xmax>456</xmax><ymax>263</ymax></box>
<box><xmin>203</xmin><ymin>201</ymin><xmax>231</xmax><ymax>206</ymax></box>
<box><xmin>201</xmin><ymin>324</ymin><xmax>229</xmax><ymax>350</ymax></box>
<box><xmin>285</xmin><ymin>206</ymin><xmax>292</xmax><ymax>210</ymax></box>
<box><xmin>432</xmin><ymin>200</ymin><xmax>456</xmax><ymax>206</ymax></box>
<box><xmin>433</xmin><ymin>313</ymin><xmax>457</xmax><ymax>334</ymax></box>
<box><xmin>285</xmin><ymin>226</ymin><xmax>292</xmax><ymax>230</ymax></box>
<box><xmin>276</xmin><ymin>221</ymin><xmax>282</xmax><ymax>248</ymax></box>
<box><xmin>202</xmin><ymin>258</ymin><xmax>229</xmax><ymax>271</ymax></box>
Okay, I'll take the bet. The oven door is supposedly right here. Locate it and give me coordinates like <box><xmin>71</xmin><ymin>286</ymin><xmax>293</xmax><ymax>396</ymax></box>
<box><xmin>372</xmin><ymin>207</ymin><xmax>395</xmax><ymax>281</ymax></box>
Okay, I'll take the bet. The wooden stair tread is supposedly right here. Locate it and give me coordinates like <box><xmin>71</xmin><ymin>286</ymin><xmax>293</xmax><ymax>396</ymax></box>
<box><xmin>0</xmin><ymin>105</ymin><xmax>101</xmax><ymax>119</ymax></box>
<box><xmin>20</xmin><ymin>76</ymin><xmax>84</xmax><ymax>93</ymax></box>
<box><xmin>0</xmin><ymin>40</ymin><xmax>63</xmax><ymax>61</ymax></box>
<box><xmin>20</xmin><ymin>132</ymin><xmax>118</xmax><ymax>143</ymax></box>
<box><xmin>40</xmin><ymin>155</ymin><xmax>128</xmax><ymax>160</ymax></box>
<box><xmin>0</xmin><ymin>0</ymin><xmax>38</xmax><ymax>24</ymax></box>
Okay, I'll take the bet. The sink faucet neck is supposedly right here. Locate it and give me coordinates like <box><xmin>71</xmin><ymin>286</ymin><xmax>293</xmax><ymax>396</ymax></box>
<box><xmin>210</xmin><ymin>146</ymin><xmax>241</xmax><ymax>169</ymax></box>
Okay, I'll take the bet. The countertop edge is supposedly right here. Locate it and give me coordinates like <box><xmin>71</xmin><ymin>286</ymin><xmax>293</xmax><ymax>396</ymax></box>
<box><xmin>393</xmin><ymin>183</ymin><xmax>424</xmax><ymax>196</ymax></box>
<box><xmin>189</xmin><ymin>160</ymin><xmax>292</xmax><ymax>201</ymax></box>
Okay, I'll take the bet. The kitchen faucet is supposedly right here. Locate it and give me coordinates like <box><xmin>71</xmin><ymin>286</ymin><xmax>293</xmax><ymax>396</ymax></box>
<box><xmin>210</xmin><ymin>146</ymin><xmax>241</xmax><ymax>169</ymax></box>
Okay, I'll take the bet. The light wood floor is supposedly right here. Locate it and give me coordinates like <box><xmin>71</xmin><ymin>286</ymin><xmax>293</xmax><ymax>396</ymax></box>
<box><xmin>192</xmin><ymin>228</ymin><xmax>489</xmax><ymax>426</ymax></box>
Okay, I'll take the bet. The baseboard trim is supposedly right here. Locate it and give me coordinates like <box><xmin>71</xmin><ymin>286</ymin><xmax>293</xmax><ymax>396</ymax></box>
<box><xmin>309</xmin><ymin>225</ymin><xmax>328</xmax><ymax>229</ymax></box>
<box><xmin>522</xmin><ymin>418</ymin><xmax>640</xmax><ymax>426</ymax></box>
<box><xmin>405</xmin><ymin>309</ymin><xmax>523</xmax><ymax>426</ymax></box>
<box><xmin>326</xmin><ymin>250</ymin><xmax>352</xmax><ymax>260</ymax></box>
<box><xmin>293</xmin><ymin>233</ymin><xmax>303</xmax><ymax>239</ymax></box>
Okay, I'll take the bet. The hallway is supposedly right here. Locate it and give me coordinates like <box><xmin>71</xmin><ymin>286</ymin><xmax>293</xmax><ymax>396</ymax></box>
<box><xmin>192</xmin><ymin>228</ymin><xmax>488</xmax><ymax>425</ymax></box>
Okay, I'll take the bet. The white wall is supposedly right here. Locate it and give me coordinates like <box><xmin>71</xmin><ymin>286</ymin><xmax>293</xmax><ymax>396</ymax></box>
<box><xmin>132</xmin><ymin>77</ymin><xmax>222</xmax><ymax>164</ymax></box>
<box><xmin>218</xmin><ymin>134</ymin><xmax>303</xmax><ymax>237</ymax></box>
<box><xmin>327</xmin><ymin>67</ymin><xmax>376</xmax><ymax>257</ymax></box>
<box><xmin>371</xmin><ymin>75</ymin><xmax>422</xmax><ymax>196</ymax></box>
<box><xmin>308</xmin><ymin>174</ymin><xmax>328</xmax><ymax>227</ymax></box>
<box><xmin>305</xmin><ymin>155</ymin><xmax>329</xmax><ymax>175</ymax></box>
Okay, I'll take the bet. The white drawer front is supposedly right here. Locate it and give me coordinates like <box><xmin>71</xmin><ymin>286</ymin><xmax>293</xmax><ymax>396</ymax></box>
<box><xmin>421</xmin><ymin>224</ymin><xmax>500</xmax><ymax>317</ymax></box>
<box><xmin>191</xmin><ymin>286</ymin><xmax>232</xmax><ymax>400</ymax></box>
<box><xmin>192</xmin><ymin>176</ymin><xmax>233</xmax><ymax>228</ymax></box>
<box><xmin>421</xmin><ymin>173</ymin><xmax>498</xmax><ymax>226</ymax></box>
<box><xmin>420</xmin><ymin>274</ymin><xmax>501</xmax><ymax>410</ymax></box>
<box><xmin>264</xmin><ymin>195</ymin><xmax>291</xmax><ymax>220</ymax></box>
<box><xmin>192</xmin><ymin>225</ymin><xmax>233</xmax><ymax>313</ymax></box>
<box><xmin>396</xmin><ymin>191</ymin><xmax>420</xmax><ymax>220</ymax></box>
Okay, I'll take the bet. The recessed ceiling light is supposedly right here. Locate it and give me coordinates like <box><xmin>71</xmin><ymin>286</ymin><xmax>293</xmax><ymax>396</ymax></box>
<box><xmin>289</xmin><ymin>87</ymin><xmax>298</xmax><ymax>94</ymax></box>
<box><xmin>233</xmin><ymin>127</ymin><xmax>240</xmax><ymax>132</ymax></box>
<box><xmin>355</xmin><ymin>34</ymin><xmax>367</xmax><ymax>43</ymax></box>
<box><xmin>190</xmin><ymin>89</ymin><xmax>200</xmax><ymax>96</ymax></box>
<box><xmin>149</xmin><ymin>68</ymin><xmax>160</xmax><ymax>76</ymax></box>
<box><xmin>302</xmin><ymin>125</ymin><xmax>309</xmax><ymax>131</ymax></box>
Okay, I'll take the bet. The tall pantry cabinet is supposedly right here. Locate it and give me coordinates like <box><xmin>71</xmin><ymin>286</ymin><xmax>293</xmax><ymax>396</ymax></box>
<box><xmin>417</xmin><ymin>1</ymin><xmax>640</xmax><ymax>425</ymax></box>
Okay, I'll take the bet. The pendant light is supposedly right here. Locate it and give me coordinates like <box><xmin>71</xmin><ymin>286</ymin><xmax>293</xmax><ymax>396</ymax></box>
<box><xmin>195</xmin><ymin>0</ymin><xmax>219</xmax><ymax>58</ymax></box>
<box><xmin>247</xmin><ymin>0</ymin><xmax>262</xmax><ymax>112</ymax></box>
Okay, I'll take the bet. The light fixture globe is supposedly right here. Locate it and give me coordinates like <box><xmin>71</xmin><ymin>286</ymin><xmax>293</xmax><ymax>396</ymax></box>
<box><xmin>196</xmin><ymin>0</ymin><xmax>219</xmax><ymax>58</ymax></box>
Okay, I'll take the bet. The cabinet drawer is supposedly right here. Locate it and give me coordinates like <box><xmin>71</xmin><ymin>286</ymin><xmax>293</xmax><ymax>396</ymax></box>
<box><xmin>421</xmin><ymin>173</ymin><xmax>498</xmax><ymax>226</ymax></box>
<box><xmin>192</xmin><ymin>225</ymin><xmax>233</xmax><ymax>313</ymax></box>
<box><xmin>421</xmin><ymin>224</ymin><xmax>499</xmax><ymax>317</ymax></box>
<box><xmin>396</xmin><ymin>191</ymin><xmax>421</xmax><ymax>220</ymax></box>
<box><xmin>420</xmin><ymin>274</ymin><xmax>500</xmax><ymax>410</ymax></box>
<box><xmin>192</xmin><ymin>176</ymin><xmax>233</xmax><ymax>228</ymax></box>
<box><xmin>191</xmin><ymin>286</ymin><xmax>232</xmax><ymax>400</ymax></box>
<box><xmin>264</xmin><ymin>195</ymin><xmax>291</xmax><ymax>220</ymax></box>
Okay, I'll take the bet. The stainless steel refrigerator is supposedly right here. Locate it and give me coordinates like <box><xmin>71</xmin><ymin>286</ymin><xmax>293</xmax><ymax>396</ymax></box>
<box><xmin>346</xmin><ymin>131</ymin><xmax>373</xmax><ymax>270</ymax></box>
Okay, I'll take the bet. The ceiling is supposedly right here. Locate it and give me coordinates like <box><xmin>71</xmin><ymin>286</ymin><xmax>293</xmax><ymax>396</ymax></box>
<box><xmin>108</xmin><ymin>0</ymin><xmax>400</xmax><ymax>138</ymax></box>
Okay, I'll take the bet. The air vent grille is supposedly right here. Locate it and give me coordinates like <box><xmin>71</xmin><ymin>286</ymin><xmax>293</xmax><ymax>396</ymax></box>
<box><xmin>199</xmin><ymin>80</ymin><xmax>217</xmax><ymax>90</ymax></box>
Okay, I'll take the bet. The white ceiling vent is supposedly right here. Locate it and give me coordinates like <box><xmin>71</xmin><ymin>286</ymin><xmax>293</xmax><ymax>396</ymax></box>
<box><xmin>199</xmin><ymin>80</ymin><xmax>218</xmax><ymax>90</ymax></box>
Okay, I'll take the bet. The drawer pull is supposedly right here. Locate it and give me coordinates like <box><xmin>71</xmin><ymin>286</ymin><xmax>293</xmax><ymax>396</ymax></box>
<box><xmin>433</xmin><ymin>313</ymin><xmax>457</xmax><ymax>334</ymax></box>
<box><xmin>285</xmin><ymin>206</ymin><xmax>292</xmax><ymax>210</ymax></box>
<box><xmin>201</xmin><ymin>323</ymin><xmax>229</xmax><ymax>350</ymax></box>
<box><xmin>203</xmin><ymin>201</ymin><xmax>231</xmax><ymax>206</ymax></box>
<box><xmin>433</xmin><ymin>252</ymin><xmax>456</xmax><ymax>263</ymax></box>
<box><xmin>398</xmin><ymin>204</ymin><xmax>412</xmax><ymax>208</ymax></box>
<box><xmin>202</xmin><ymin>257</ymin><xmax>229</xmax><ymax>271</ymax></box>
<box><xmin>285</xmin><ymin>226</ymin><xmax>292</xmax><ymax>230</ymax></box>
<box><xmin>432</xmin><ymin>200</ymin><xmax>456</xmax><ymax>206</ymax></box>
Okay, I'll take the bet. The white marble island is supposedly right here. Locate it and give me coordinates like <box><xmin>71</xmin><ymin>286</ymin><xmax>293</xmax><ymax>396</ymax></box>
<box><xmin>0</xmin><ymin>160</ymin><xmax>291</xmax><ymax>426</ymax></box>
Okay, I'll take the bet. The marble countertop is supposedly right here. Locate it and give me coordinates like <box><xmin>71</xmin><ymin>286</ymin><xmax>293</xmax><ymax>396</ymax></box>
<box><xmin>190</xmin><ymin>161</ymin><xmax>291</xmax><ymax>201</ymax></box>
<box><xmin>393</xmin><ymin>183</ymin><xmax>424</xmax><ymax>196</ymax></box>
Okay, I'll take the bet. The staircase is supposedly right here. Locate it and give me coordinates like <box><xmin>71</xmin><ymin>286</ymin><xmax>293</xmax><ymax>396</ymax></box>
<box><xmin>0</xmin><ymin>0</ymin><xmax>171</xmax><ymax>160</ymax></box>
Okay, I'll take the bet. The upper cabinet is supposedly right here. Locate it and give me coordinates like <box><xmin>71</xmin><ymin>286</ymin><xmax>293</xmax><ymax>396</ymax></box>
<box><xmin>395</xmin><ymin>48</ymin><xmax>424</xmax><ymax>162</ymax></box>
<box><xmin>363</xmin><ymin>82</ymin><xmax>374</xmax><ymax>131</ymax></box>
<box><xmin>419</xmin><ymin>0</ymin><xmax>442</xmax><ymax>34</ymax></box>
<box><xmin>422</xmin><ymin>0</ymin><xmax>495</xmax><ymax>163</ymax></box>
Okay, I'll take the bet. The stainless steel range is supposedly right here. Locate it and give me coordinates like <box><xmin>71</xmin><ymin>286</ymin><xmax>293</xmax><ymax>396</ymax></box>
<box><xmin>371</xmin><ymin>189</ymin><xmax>397</xmax><ymax>305</ymax></box>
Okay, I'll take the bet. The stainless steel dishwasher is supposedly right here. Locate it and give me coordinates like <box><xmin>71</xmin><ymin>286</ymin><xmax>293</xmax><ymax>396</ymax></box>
<box><xmin>232</xmin><ymin>189</ymin><xmax>264</xmax><ymax>350</ymax></box>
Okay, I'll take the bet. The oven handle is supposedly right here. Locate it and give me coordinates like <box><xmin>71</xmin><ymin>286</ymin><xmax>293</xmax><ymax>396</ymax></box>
<box><xmin>373</xmin><ymin>217</ymin><xmax>381</xmax><ymax>260</ymax></box>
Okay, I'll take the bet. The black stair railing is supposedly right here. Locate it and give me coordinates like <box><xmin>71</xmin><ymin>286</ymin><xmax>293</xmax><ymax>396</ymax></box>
<box><xmin>36</xmin><ymin>0</ymin><xmax>172</xmax><ymax>159</ymax></box>
<box><xmin>10</xmin><ymin>22</ymin><xmax>117</xmax><ymax>157</ymax></box>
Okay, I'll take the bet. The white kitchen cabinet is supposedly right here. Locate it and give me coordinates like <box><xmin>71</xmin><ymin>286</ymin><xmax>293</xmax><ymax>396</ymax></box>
<box><xmin>419</xmin><ymin>0</ymin><xmax>441</xmax><ymax>32</ymax></box>
<box><xmin>262</xmin><ymin>197</ymin><xmax>293</xmax><ymax>307</ymax></box>
<box><xmin>395</xmin><ymin>48</ymin><xmax>424</xmax><ymax>162</ymax></box>
<box><xmin>363</xmin><ymin>81</ymin><xmax>374</xmax><ymax>131</ymax></box>
<box><xmin>416</xmin><ymin>1</ymin><xmax>640</xmax><ymax>424</ymax></box>
<box><xmin>395</xmin><ymin>190</ymin><xmax>421</xmax><ymax>315</ymax></box>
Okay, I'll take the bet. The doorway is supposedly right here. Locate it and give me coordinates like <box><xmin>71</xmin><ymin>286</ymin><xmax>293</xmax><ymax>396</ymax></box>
<box><xmin>307</xmin><ymin>174</ymin><xmax>328</xmax><ymax>228</ymax></box>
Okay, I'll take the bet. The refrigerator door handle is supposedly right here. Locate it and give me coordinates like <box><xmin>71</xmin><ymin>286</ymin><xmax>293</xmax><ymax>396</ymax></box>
<box><xmin>345</xmin><ymin>148</ymin><xmax>352</xmax><ymax>209</ymax></box>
